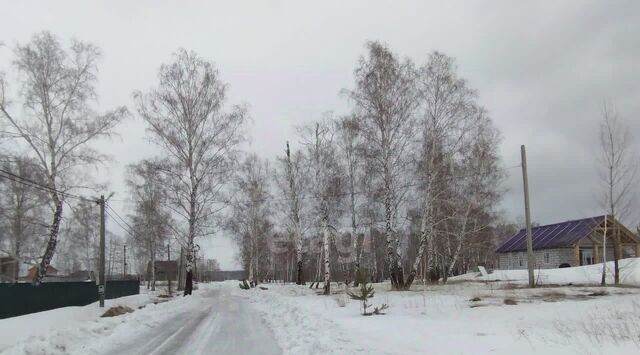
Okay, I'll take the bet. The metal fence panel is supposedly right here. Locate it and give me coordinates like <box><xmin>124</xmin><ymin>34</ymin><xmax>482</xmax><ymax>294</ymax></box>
<box><xmin>0</xmin><ymin>280</ymin><xmax>139</xmax><ymax>319</ymax></box>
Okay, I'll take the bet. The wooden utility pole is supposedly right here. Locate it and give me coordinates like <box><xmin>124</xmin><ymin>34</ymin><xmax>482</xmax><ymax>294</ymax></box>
<box><xmin>123</xmin><ymin>245</ymin><xmax>127</xmax><ymax>278</ymax></box>
<box><xmin>177</xmin><ymin>247</ymin><xmax>184</xmax><ymax>291</ymax></box>
<box><xmin>601</xmin><ymin>215</ymin><xmax>607</xmax><ymax>285</ymax></box>
<box><xmin>167</xmin><ymin>244</ymin><xmax>172</xmax><ymax>296</ymax></box>
<box><xmin>98</xmin><ymin>195</ymin><xmax>106</xmax><ymax>307</ymax></box>
<box><xmin>520</xmin><ymin>146</ymin><xmax>535</xmax><ymax>288</ymax></box>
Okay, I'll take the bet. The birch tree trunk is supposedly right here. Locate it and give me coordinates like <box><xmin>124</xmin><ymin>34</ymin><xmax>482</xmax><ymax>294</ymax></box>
<box><xmin>284</xmin><ymin>142</ymin><xmax>305</xmax><ymax>285</ymax></box>
<box><xmin>322</xmin><ymin>205</ymin><xmax>331</xmax><ymax>295</ymax></box>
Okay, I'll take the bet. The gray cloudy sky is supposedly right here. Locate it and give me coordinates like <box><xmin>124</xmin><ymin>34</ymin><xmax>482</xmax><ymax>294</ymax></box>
<box><xmin>1</xmin><ymin>1</ymin><xmax>639</xmax><ymax>269</ymax></box>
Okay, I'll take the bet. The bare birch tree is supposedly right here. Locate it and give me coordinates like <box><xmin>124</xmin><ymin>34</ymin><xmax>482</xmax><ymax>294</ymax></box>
<box><xmin>134</xmin><ymin>49</ymin><xmax>247</xmax><ymax>295</ymax></box>
<box><xmin>0</xmin><ymin>156</ymin><xmax>49</xmax><ymax>280</ymax></box>
<box><xmin>597</xmin><ymin>102</ymin><xmax>637</xmax><ymax>285</ymax></box>
<box><xmin>127</xmin><ymin>160</ymin><xmax>171</xmax><ymax>291</ymax></box>
<box><xmin>335</xmin><ymin>115</ymin><xmax>364</xmax><ymax>285</ymax></box>
<box><xmin>67</xmin><ymin>198</ymin><xmax>100</xmax><ymax>272</ymax></box>
<box><xmin>405</xmin><ymin>52</ymin><xmax>491</xmax><ymax>289</ymax></box>
<box><xmin>300</xmin><ymin>120</ymin><xmax>343</xmax><ymax>295</ymax></box>
<box><xmin>278</xmin><ymin>142</ymin><xmax>306</xmax><ymax>284</ymax></box>
<box><xmin>228</xmin><ymin>154</ymin><xmax>272</xmax><ymax>286</ymax></box>
<box><xmin>0</xmin><ymin>32</ymin><xmax>128</xmax><ymax>284</ymax></box>
<box><xmin>345</xmin><ymin>41</ymin><xmax>418</xmax><ymax>289</ymax></box>
<box><xmin>440</xmin><ymin>121</ymin><xmax>502</xmax><ymax>282</ymax></box>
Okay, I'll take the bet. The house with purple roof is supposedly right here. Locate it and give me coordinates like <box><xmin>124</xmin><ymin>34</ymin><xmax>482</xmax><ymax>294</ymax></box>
<box><xmin>495</xmin><ymin>215</ymin><xmax>640</xmax><ymax>270</ymax></box>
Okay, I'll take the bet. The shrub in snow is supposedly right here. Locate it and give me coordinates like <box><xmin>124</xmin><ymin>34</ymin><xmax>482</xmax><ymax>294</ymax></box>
<box><xmin>503</xmin><ymin>298</ymin><xmax>517</xmax><ymax>305</ymax></box>
<box><xmin>541</xmin><ymin>291</ymin><xmax>566</xmax><ymax>302</ymax></box>
<box><xmin>101</xmin><ymin>305</ymin><xmax>134</xmax><ymax>317</ymax></box>
<box><xmin>346</xmin><ymin>271</ymin><xmax>387</xmax><ymax>316</ymax></box>
<box><xmin>373</xmin><ymin>304</ymin><xmax>389</xmax><ymax>315</ymax></box>
<box><xmin>587</xmin><ymin>290</ymin><xmax>608</xmax><ymax>297</ymax></box>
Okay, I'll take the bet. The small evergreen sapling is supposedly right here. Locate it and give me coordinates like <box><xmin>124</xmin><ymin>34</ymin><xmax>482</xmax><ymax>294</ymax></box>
<box><xmin>347</xmin><ymin>271</ymin><xmax>376</xmax><ymax>315</ymax></box>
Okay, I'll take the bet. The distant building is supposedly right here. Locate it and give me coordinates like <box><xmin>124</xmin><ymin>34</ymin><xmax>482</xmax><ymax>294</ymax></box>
<box><xmin>147</xmin><ymin>260</ymin><xmax>178</xmax><ymax>281</ymax></box>
<box><xmin>26</xmin><ymin>265</ymin><xmax>59</xmax><ymax>279</ymax></box>
<box><xmin>496</xmin><ymin>215</ymin><xmax>640</xmax><ymax>269</ymax></box>
<box><xmin>0</xmin><ymin>256</ymin><xmax>19</xmax><ymax>282</ymax></box>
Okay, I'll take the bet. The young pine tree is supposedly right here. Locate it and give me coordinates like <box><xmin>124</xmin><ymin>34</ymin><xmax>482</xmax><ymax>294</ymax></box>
<box><xmin>346</xmin><ymin>271</ymin><xmax>375</xmax><ymax>315</ymax></box>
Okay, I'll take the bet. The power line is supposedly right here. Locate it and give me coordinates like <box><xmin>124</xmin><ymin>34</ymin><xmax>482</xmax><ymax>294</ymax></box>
<box><xmin>0</xmin><ymin>168</ymin><xmax>91</xmax><ymax>202</ymax></box>
<box><xmin>106</xmin><ymin>204</ymin><xmax>135</xmax><ymax>234</ymax></box>
<box><xmin>104</xmin><ymin>207</ymin><xmax>137</xmax><ymax>241</ymax></box>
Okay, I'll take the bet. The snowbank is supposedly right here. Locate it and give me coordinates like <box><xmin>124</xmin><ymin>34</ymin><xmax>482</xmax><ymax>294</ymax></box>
<box><xmin>484</xmin><ymin>257</ymin><xmax>640</xmax><ymax>285</ymax></box>
<box><xmin>0</xmin><ymin>288</ymin><xmax>187</xmax><ymax>355</ymax></box>
<box><xmin>237</xmin><ymin>277</ymin><xmax>640</xmax><ymax>354</ymax></box>
<box><xmin>235</xmin><ymin>284</ymin><xmax>370</xmax><ymax>354</ymax></box>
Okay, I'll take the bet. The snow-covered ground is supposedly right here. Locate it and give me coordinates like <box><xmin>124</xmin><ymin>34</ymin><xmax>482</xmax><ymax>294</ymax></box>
<box><xmin>451</xmin><ymin>257</ymin><xmax>640</xmax><ymax>285</ymax></box>
<box><xmin>0</xmin><ymin>287</ymin><xmax>181</xmax><ymax>354</ymax></box>
<box><xmin>0</xmin><ymin>283</ymin><xmax>280</xmax><ymax>355</ymax></box>
<box><xmin>3</xmin><ymin>260</ymin><xmax>640</xmax><ymax>355</ymax></box>
<box><xmin>243</xmin><ymin>280</ymin><xmax>640</xmax><ymax>355</ymax></box>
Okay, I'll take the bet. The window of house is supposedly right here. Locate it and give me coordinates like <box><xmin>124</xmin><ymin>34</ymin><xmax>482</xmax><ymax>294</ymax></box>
<box><xmin>544</xmin><ymin>252</ymin><xmax>550</xmax><ymax>264</ymax></box>
<box><xmin>519</xmin><ymin>253</ymin><xmax>523</xmax><ymax>267</ymax></box>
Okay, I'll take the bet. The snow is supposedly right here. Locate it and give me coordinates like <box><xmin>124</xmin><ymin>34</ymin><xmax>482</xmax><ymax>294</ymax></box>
<box><xmin>244</xmin><ymin>280</ymin><xmax>640</xmax><ymax>354</ymax></box>
<box><xmin>0</xmin><ymin>283</ymin><xmax>280</xmax><ymax>355</ymax></box>
<box><xmin>0</xmin><ymin>287</ymin><xmax>182</xmax><ymax>355</ymax></box>
<box><xmin>451</xmin><ymin>257</ymin><xmax>640</xmax><ymax>285</ymax></box>
<box><xmin>3</xmin><ymin>261</ymin><xmax>640</xmax><ymax>355</ymax></box>
<box><xmin>0</xmin><ymin>292</ymin><xmax>151</xmax><ymax>354</ymax></box>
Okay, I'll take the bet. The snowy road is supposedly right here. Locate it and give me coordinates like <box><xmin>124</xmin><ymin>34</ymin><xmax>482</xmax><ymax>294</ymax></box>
<box><xmin>95</xmin><ymin>287</ymin><xmax>281</xmax><ymax>355</ymax></box>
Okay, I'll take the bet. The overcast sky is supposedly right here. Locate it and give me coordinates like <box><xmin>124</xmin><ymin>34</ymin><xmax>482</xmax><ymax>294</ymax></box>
<box><xmin>1</xmin><ymin>1</ymin><xmax>639</xmax><ymax>269</ymax></box>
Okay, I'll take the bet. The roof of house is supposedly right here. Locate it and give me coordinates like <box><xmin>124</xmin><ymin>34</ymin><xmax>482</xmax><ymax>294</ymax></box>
<box><xmin>496</xmin><ymin>216</ymin><xmax>606</xmax><ymax>253</ymax></box>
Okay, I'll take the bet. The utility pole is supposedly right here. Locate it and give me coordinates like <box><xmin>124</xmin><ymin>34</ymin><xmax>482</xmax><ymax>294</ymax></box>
<box><xmin>520</xmin><ymin>145</ymin><xmax>535</xmax><ymax>288</ymax></box>
<box><xmin>178</xmin><ymin>247</ymin><xmax>185</xmax><ymax>291</ymax></box>
<box><xmin>167</xmin><ymin>244</ymin><xmax>172</xmax><ymax>296</ymax></box>
<box><xmin>98</xmin><ymin>195</ymin><xmax>106</xmax><ymax>307</ymax></box>
<box><xmin>123</xmin><ymin>245</ymin><xmax>127</xmax><ymax>278</ymax></box>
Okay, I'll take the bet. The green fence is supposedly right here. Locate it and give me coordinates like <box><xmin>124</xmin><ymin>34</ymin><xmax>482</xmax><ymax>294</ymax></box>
<box><xmin>0</xmin><ymin>280</ymin><xmax>140</xmax><ymax>319</ymax></box>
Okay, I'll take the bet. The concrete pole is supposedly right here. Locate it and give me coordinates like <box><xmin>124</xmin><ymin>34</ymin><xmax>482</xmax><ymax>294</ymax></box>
<box><xmin>98</xmin><ymin>195</ymin><xmax>106</xmax><ymax>307</ymax></box>
<box><xmin>521</xmin><ymin>145</ymin><xmax>535</xmax><ymax>288</ymax></box>
<box><xmin>167</xmin><ymin>243</ymin><xmax>172</xmax><ymax>296</ymax></box>
<box><xmin>123</xmin><ymin>245</ymin><xmax>127</xmax><ymax>278</ymax></box>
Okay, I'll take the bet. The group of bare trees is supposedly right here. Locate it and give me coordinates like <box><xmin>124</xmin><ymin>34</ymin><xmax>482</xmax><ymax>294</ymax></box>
<box><xmin>0</xmin><ymin>33</ymin><xmax>236</xmax><ymax>294</ymax></box>
<box><xmin>1</xmin><ymin>32</ymin><xmax>635</xmax><ymax>295</ymax></box>
<box><xmin>0</xmin><ymin>32</ymin><xmax>127</xmax><ymax>283</ymax></box>
<box><xmin>228</xmin><ymin>41</ymin><xmax>504</xmax><ymax>293</ymax></box>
